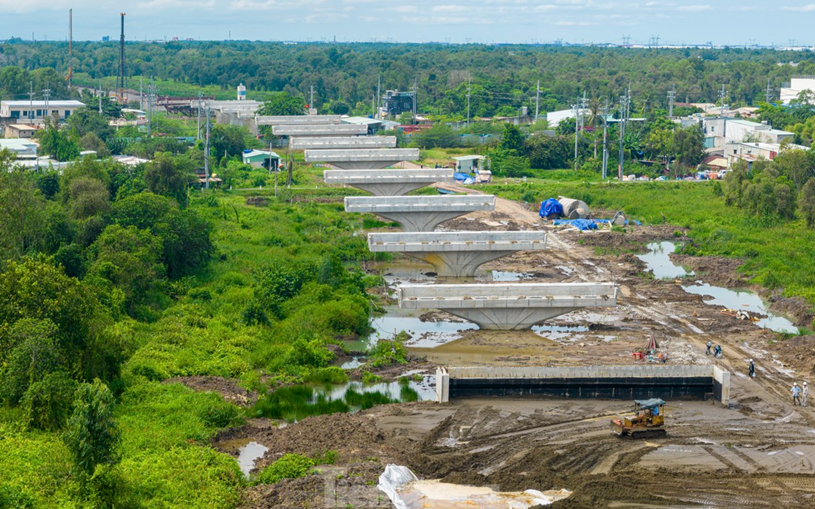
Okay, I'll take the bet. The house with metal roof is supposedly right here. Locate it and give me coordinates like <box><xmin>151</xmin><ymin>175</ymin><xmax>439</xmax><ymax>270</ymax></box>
<box><xmin>0</xmin><ymin>100</ymin><xmax>85</xmax><ymax>123</ymax></box>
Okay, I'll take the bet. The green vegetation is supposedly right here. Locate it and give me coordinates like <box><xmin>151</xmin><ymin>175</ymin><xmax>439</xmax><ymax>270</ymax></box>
<box><xmin>255</xmin><ymin>453</ymin><xmax>316</xmax><ymax>485</ymax></box>
<box><xmin>483</xmin><ymin>179</ymin><xmax>815</xmax><ymax>315</ymax></box>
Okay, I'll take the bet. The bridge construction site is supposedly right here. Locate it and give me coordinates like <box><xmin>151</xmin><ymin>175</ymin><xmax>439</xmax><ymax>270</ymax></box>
<box><xmin>232</xmin><ymin>114</ymin><xmax>815</xmax><ymax>509</ymax></box>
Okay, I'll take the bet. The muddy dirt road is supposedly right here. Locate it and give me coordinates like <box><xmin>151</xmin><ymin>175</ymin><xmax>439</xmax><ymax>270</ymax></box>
<box><xmin>227</xmin><ymin>193</ymin><xmax>815</xmax><ymax>508</ymax></box>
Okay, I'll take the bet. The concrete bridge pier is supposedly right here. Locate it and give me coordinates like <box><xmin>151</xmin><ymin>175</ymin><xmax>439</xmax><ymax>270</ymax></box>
<box><xmin>324</xmin><ymin>169</ymin><xmax>454</xmax><ymax>196</ymax></box>
<box><xmin>368</xmin><ymin>232</ymin><xmax>547</xmax><ymax>277</ymax></box>
<box><xmin>398</xmin><ymin>283</ymin><xmax>618</xmax><ymax>330</ymax></box>
<box><xmin>344</xmin><ymin>196</ymin><xmax>495</xmax><ymax>232</ymax></box>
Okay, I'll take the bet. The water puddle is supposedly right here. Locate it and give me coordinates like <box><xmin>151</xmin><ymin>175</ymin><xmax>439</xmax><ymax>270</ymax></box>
<box><xmin>636</xmin><ymin>241</ymin><xmax>694</xmax><ymax>279</ymax></box>
<box><xmin>253</xmin><ymin>376</ymin><xmax>436</xmax><ymax>422</ymax></box>
<box><xmin>340</xmin><ymin>356</ymin><xmax>365</xmax><ymax>369</ymax></box>
<box><xmin>682</xmin><ymin>284</ymin><xmax>798</xmax><ymax>334</ymax></box>
<box><xmin>490</xmin><ymin>270</ymin><xmax>535</xmax><ymax>282</ymax></box>
<box><xmin>532</xmin><ymin>324</ymin><xmax>589</xmax><ymax>340</ymax></box>
<box><xmin>236</xmin><ymin>441</ymin><xmax>268</xmax><ymax>479</ymax></box>
<box><xmin>638</xmin><ymin>242</ymin><xmax>799</xmax><ymax>334</ymax></box>
<box><xmin>368</xmin><ymin>260</ymin><xmax>437</xmax><ymax>284</ymax></box>
<box><xmin>363</xmin><ymin>309</ymin><xmax>478</xmax><ymax>350</ymax></box>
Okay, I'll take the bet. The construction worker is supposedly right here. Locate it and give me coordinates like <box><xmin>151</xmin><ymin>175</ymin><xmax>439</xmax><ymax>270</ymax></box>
<box><xmin>706</xmin><ymin>341</ymin><xmax>712</xmax><ymax>355</ymax></box>
<box><xmin>748</xmin><ymin>359</ymin><xmax>755</xmax><ymax>379</ymax></box>
<box><xmin>792</xmin><ymin>383</ymin><xmax>802</xmax><ymax>406</ymax></box>
<box><xmin>803</xmin><ymin>382</ymin><xmax>809</xmax><ymax>407</ymax></box>
<box><xmin>713</xmin><ymin>344</ymin><xmax>722</xmax><ymax>358</ymax></box>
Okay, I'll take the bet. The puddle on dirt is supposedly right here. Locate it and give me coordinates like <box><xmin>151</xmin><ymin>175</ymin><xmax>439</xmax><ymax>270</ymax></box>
<box><xmin>490</xmin><ymin>270</ymin><xmax>535</xmax><ymax>282</ymax></box>
<box><xmin>358</xmin><ymin>308</ymin><xmax>479</xmax><ymax>350</ymax></box>
<box><xmin>368</xmin><ymin>260</ymin><xmax>436</xmax><ymax>284</ymax></box>
<box><xmin>314</xmin><ymin>377</ymin><xmax>436</xmax><ymax>403</ymax></box>
<box><xmin>532</xmin><ymin>324</ymin><xmax>590</xmax><ymax>340</ymax></box>
<box><xmin>341</xmin><ymin>356</ymin><xmax>366</xmax><ymax>369</ymax></box>
<box><xmin>236</xmin><ymin>441</ymin><xmax>268</xmax><ymax>479</ymax></box>
<box><xmin>639</xmin><ymin>242</ymin><xmax>799</xmax><ymax>334</ymax></box>
<box><xmin>636</xmin><ymin>241</ymin><xmax>694</xmax><ymax>279</ymax></box>
<box><xmin>682</xmin><ymin>284</ymin><xmax>799</xmax><ymax>334</ymax></box>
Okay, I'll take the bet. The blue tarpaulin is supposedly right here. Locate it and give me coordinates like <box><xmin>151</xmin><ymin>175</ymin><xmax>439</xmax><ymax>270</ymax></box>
<box><xmin>552</xmin><ymin>219</ymin><xmax>598</xmax><ymax>230</ymax></box>
<box><xmin>453</xmin><ymin>172</ymin><xmax>475</xmax><ymax>184</ymax></box>
<box><xmin>539</xmin><ymin>198</ymin><xmax>563</xmax><ymax>218</ymax></box>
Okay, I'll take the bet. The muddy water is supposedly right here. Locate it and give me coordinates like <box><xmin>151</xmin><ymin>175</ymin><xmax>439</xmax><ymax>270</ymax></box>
<box><xmin>314</xmin><ymin>377</ymin><xmax>436</xmax><ymax>403</ymax></box>
<box><xmin>341</xmin><ymin>356</ymin><xmax>366</xmax><ymax>369</ymax></box>
<box><xmin>639</xmin><ymin>242</ymin><xmax>799</xmax><ymax>334</ymax></box>
<box><xmin>360</xmin><ymin>308</ymin><xmax>479</xmax><ymax>350</ymax></box>
<box><xmin>636</xmin><ymin>241</ymin><xmax>694</xmax><ymax>279</ymax></box>
<box><xmin>234</xmin><ymin>440</ymin><xmax>268</xmax><ymax>478</ymax></box>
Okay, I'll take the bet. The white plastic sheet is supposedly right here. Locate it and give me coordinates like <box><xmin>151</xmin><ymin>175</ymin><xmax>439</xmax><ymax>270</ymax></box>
<box><xmin>377</xmin><ymin>464</ymin><xmax>570</xmax><ymax>509</ymax></box>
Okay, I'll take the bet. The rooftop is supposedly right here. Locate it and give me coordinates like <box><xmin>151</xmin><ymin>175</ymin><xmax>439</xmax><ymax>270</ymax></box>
<box><xmin>2</xmin><ymin>100</ymin><xmax>85</xmax><ymax>108</ymax></box>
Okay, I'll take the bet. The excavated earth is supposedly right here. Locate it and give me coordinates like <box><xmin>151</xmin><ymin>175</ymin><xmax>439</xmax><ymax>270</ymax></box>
<box><xmin>213</xmin><ymin>193</ymin><xmax>815</xmax><ymax>508</ymax></box>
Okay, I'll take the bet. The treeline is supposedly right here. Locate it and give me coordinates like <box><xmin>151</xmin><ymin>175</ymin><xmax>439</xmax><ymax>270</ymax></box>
<box><xmin>721</xmin><ymin>149</ymin><xmax>815</xmax><ymax>226</ymax></box>
<box><xmin>3</xmin><ymin>41</ymin><xmax>815</xmax><ymax>117</ymax></box>
<box><xmin>0</xmin><ymin>148</ymin><xmax>213</xmax><ymax>494</ymax></box>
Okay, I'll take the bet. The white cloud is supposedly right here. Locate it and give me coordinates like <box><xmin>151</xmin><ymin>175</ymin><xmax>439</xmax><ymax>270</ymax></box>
<box><xmin>784</xmin><ymin>4</ymin><xmax>815</xmax><ymax>11</ymax></box>
<box><xmin>677</xmin><ymin>4</ymin><xmax>711</xmax><ymax>11</ymax></box>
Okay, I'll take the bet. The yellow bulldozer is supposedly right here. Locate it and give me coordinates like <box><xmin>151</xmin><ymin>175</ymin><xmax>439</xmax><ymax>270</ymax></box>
<box><xmin>610</xmin><ymin>398</ymin><xmax>667</xmax><ymax>438</ymax></box>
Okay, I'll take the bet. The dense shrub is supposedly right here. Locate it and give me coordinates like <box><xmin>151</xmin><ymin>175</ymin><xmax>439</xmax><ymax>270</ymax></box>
<box><xmin>255</xmin><ymin>454</ymin><xmax>314</xmax><ymax>485</ymax></box>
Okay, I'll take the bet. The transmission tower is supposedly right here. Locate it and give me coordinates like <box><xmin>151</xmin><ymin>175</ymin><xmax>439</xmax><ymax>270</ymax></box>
<box><xmin>618</xmin><ymin>89</ymin><xmax>631</xmax><ymax>181</ymax></box>
<box><xmin>667</xmin><ymin>87</ymin><xmax>676</xmax><ymax>118</ymax></box>
<box><xmin>765</xmin><ymin>79</ymin><xmax>774</xmax><ymax>104</ymax></box>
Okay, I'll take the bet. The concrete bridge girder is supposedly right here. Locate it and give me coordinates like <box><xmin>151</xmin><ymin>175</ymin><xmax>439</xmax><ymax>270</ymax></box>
<box><xmin>397</xmin><ymin>283</ymin><xmax>618</xmax><ymax>330</ymax></box>
<box><xmin>324</xmin><ymin>169</ymin><xmax>454</xmax><ymax>196</ymax></box>
<box><xmin>292</xmin><ymin>136</ymin><xmax>397</xmax><ymax>150</ymax></box>
<box><xmin>368</xmin><ymin>231</ymin><xmax>547</xmax><ymax>276</ymax></box>
<box><xmin>305</xmin><ymin>148</ymin><xmax>421</xmax><ymax>170</ymax></box>
<box><xmin>344</xmin><ymin>196</ymin><xmax>496</xmax><ymax>232</ymax></box>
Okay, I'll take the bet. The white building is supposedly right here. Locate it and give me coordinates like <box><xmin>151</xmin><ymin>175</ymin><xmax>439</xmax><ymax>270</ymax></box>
<box><xmin>780</xmin><ymin>76</ymin><xmax>815</xmax><ymax>104</ymax></box>
<box><xmin>546</xmin><ymin>108</ymin><xmax>587</xmax><ymax>128</ymax></box>
<box><xmin>454</xmin><ymin>155</ymin><xmax>486</xmax><ymax>173</ymax></box>
<box><xmin>724</xmin><ymin>141</ymin><xmax>809</xmax><ymax>168</ymax></box>
<box><xmin>704</xmin><ymin>118</ymin><xmax>794</xmax><ymax>145</ymax></box>
<box><xmin>0</xmin><ymin>100</ymin><xmax>85</xmax><ymax>122</ymax></box>
<box><xmin>0</xmin><ymin>138</ymin><xmax>38</xmax><ymax>159</ymax></box>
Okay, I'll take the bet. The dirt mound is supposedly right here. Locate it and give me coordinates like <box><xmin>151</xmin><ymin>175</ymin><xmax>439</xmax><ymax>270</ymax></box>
<box><xmin>245</xmin><ymin>196</ymin><xmax>270</xmax><ymax>207</ymax></box>
<box><xmin>249</xmin><ymin>412</ymin><xmax>391</xmax><ymax>469</ymax></box>
<box><xmin>573</xmin><ymin>225</ymin><xmax>686</xmax><ymax>250</ymax></box>
<box><xmin>771</xmin><ymin>335</ymin><xmax>815</xmax><ymax>376</ymax></box>
<box><xmin>164</xmin><ymin>376</ymin><xmax>256</xmax><ymax>406</ymax></box>
<box><xmin>239</xmin><ymin>462</ymin><xmax>387</xmax><ymax>509</ymax></box>
<box><xmin>767</xmin><ymin>293</ymin><xmax>815</xmax><ymax>328</ymax></box>
<box><xmin>671</xmin><ymin>253</ymin><xmax>748</xmax><ymax>287</ymax></box>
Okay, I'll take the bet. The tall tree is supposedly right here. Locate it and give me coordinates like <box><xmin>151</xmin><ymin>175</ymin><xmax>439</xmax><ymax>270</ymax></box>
<box><xmin>0</xmin><ymin>155</ymin><xmax>46</xmax><ymax>259</ymax></box>
<box><xmin>63</xmin><ymin>379</ymin><xmax>120</xmax><ymax>477</ymax></box>
<box><xmin>144</xmin><ymin>153</ymin><xmax>193</xmax><ymax>207</ymax></box>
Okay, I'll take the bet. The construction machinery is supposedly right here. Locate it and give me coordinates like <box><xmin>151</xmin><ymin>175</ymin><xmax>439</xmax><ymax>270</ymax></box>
<box><xmin>610</xmin><ymin>398</ymin><xmax>667</xmax><ymax>438</ymax></box>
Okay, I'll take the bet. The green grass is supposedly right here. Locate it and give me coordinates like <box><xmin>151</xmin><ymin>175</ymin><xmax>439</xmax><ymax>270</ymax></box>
<box><xmin>482</xmin><ymin>179</ymin><xmax>815</xmax><ymax>316</ymax></box>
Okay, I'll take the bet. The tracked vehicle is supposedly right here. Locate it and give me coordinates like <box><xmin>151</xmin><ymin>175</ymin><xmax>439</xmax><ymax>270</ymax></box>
<box><xmin>610</xmin><ymin>398</ymin><xmax>667</xmax><ymax>438</ymax></box>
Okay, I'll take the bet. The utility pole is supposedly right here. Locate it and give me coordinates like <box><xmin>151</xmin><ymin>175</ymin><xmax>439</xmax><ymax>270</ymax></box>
<box><xmin>118</xmin><ymin>13</ymin><xmax>127</xmax><ymax>104</ymax></box>
<box><xmin>43</xmin><ymin>82</ymin><xmax>51</xmax><ymax>123</ymax></box>
<box><xmin>667</xmin><ymin>87</ymin><xmax>676</xmax><ymax>118</ymax></box>
<box><xmin>28</xmin><ymin>82</ymin><xmax>35</xmax><ymax>123</ymax></box>
<box><xmin>618</xmin><ymin>90</ymin><xmax>630</xmax><ymax>181</ymax></box>
<box><xmin>140</xmin><ymin>76</ymin><xmax>143</xmax><ymax>110</ymax></box>
<box><xmin>413</xmin><ymin>77</ymin><xmax>418</xmax><ymax>120</ymax></box>
<box><xmin>719</xmin><ymin>84</ymin><xmax>728</xmax><ymax>140</ymax></box>
<box><xmin>601</xmin><ymin>99</ymin><xmax>610</xmax><ymax>179</ymax></box>
<box><xmin>535</xmin><ymin>80</ymin><xmax>540</xmax><ymax>123</ymax></box>
<box><xmin>196</xmin><ymin>91</ymin><xmax>202</xmax><ymax>140</ymax></box>
<box><xmin>573</xmin><ymin>99</ymin><xmax>580</xmax><ymax>172</ymax></box>
<box><xmin>98</xmin><ymin>81</ymin><xmax>103</xmax><ymax>114</ymax></box>
<box><xmin>309</xmin><ymin>85</ymin><xmax>315</xmax><ymax>112</ymax></box>
<box><xmin>466</xmin><ymin>78</ymin><xmax>471</xmax><ymax>125</ymax></box>
<box><xmin>765</xmin><ymin>79</ymin><xmax>774</xmax><ymax>104</ymax></box>
<box><xmin>204</xmin><ymin>100</ymin><xmax>211</xmax><ymax>190</ymax></box>
<box><xmin>68</xmin><ymin>9</ymin><xmax>73</xmax><ymax>90</ymax></box>
<box><xmin>376</xmin><ymin>75</ymin><xmax>381</xmax><ymax>119</ymax></box>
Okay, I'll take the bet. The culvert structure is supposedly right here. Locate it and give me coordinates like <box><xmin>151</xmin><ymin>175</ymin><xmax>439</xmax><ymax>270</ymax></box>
<box><xmin>368</xmin><ymin>231</ymin><xmax>547</xmax><ymax>277</ymax></box>
<box><xmin>306</xmin><ymin>148</ymin><xmax>421</xmax><ymax>170</ymax></box>
<box><xmin>397</xmin><ymin>282</ymin><xmax>618</xmax><ymax>330</ymax></box>
<box><xmin>325</xmin><ymin>169</ymin><xmax>454</xmax><ymax>196</ymax></box>
<box><xmin>435</xmin><ymin>365</ymin><xmax>731</xmax><ymax>406</ymax></box>
<box><xmin>345</xmin><ymin>195</ymin><xmax>495</xmax><ymax>232</ymax></box>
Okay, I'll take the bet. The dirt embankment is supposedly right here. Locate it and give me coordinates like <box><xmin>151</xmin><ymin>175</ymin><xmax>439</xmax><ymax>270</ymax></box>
<box><xmin>164</xmin><ymin>376</ymin><xmax>257</xmax><ymax>406</ymax></box>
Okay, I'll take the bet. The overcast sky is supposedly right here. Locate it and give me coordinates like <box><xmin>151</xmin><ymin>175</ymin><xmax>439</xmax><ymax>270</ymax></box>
<box><xmin>1</xmin><ymin>0</ymin><xmax>814</xmax><ymax>46</ymax></box>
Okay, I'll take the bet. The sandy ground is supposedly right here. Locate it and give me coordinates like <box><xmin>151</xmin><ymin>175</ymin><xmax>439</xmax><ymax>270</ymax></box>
<box><xmin>209</xmin><ymin>191</ymin><xmax>815</xmax><ymax>508</ymax></box>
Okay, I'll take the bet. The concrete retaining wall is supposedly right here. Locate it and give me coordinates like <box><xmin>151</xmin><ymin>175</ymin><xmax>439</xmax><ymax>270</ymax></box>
<box><xmin>436</xmin><ymin>365</ymin><xmax>730</xmax><ymax>406</ymax></box>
